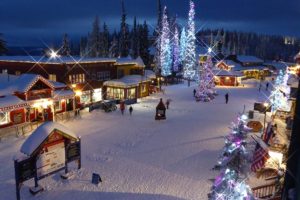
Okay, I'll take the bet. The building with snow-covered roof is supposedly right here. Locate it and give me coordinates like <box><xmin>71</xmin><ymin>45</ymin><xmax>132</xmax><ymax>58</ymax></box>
<box><xmin>213</xmin><ymin>70</ymin><xmax>244</xmax><ymax>86</ymax></box>
<box><xmin>103</xmin><ymin>75</ymin><xmax>151</xmax><ymax>100</ymax></box>
<box><xmin>0</xmin><ymin>55</ymin><xmax>146</xmax><ymax>106</ymax></box>
<box><xmin>0</xmin><ymin>73</ymin><xmax>75</xmax><ymax>130</ymax></box>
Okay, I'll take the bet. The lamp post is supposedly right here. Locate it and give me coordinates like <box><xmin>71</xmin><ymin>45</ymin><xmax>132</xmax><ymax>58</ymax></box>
<box><xmin>263</xmin><ymin>102</ymin><xmax>269</xmax><ymax>133</ymax></box>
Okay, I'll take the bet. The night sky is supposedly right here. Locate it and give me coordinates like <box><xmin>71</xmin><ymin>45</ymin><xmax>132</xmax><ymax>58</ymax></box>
<box><xmin>0</xmin><ymin>0</ymin><xmax>299</xmax><ymax>46</ymax></box>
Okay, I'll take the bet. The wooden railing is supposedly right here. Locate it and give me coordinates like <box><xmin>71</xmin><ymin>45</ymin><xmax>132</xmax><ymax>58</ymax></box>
<box><xmin>252</xmin><ymin>183</ymin><xmax>281</xmax><ymax>199</ymax></box>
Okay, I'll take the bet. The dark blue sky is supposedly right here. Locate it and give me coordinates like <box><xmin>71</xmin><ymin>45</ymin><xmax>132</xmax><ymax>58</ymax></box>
<box><xmin>0</xmin><ymin>0</ymin><xmax>299</xmax><ymax>46</ymax></box>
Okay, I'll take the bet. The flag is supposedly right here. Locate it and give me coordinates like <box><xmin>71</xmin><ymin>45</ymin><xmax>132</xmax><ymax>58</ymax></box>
<box><xmin>262</xmin><ymin>122</ymin><xmax>273</xmax><ymax>145</ymax></box>
<box><xmin>251</xmin><ymin>142</ymin><xmax>270</xmax><ymax>172</ymax></box>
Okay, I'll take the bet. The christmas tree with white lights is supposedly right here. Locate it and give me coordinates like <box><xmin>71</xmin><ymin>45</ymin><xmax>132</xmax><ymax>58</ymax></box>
<box><xmin>172</xmin><ymin>23</ymin><xmax>180</xmax><ymax>73</ymax></box>
<box><xmin>195</xmin><ymin>56</ymin><xmax>216</xmax><ymax>101</ymax></box>
<box><xmin>270</xmin><ymin>70</ymin><xmax>290</xmax><ymax>113</ymax></box>
<box><xmin>160</xmin><ymin>6</ymin><xmax>172</xmax><ymax>77</ymax></box>
<box><xmin>180</xmin><ymin>28</ymin><xmax>187</xmax><ymax>68</ymax></box>
<box><xmin>183</xmin><ymin>0</ymin><xmax>197</xmax><ymax>80</ymax></box>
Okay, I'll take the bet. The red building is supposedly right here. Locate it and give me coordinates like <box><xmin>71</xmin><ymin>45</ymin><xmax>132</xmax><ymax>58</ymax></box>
<box><xmin>0</xmin><ymin>73</ymin><xmax>74</xmax><ymax>130</ymax></box>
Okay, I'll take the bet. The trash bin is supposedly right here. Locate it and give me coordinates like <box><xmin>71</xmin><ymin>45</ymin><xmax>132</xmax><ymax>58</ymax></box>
<box><xmin>248</xmin><ymin>110</ymin><xmax>254</xmax><ymax>119</ymax></box>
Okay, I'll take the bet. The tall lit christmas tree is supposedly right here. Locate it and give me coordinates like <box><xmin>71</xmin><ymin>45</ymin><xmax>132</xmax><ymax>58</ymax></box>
<box><xmin>172</xmin><ymin>24</ymin><xmax>180</xmax><ymax>73</ymax></box>
<box><xmin>160</xmin><ymin>6</ymin><xmax>172</xmax><ymax>77</ymax></box>
<box><xmin>270</xmin><ymin>70</ymin><xmax>290</xmax><ymax>113</ymax></box>
<box><xmin>180</xmin><ymin>28</ymin><xmax>187</xmax><ymax>66</ymax></box>
<box><xmin>195</xmin><ymin>56</ymin><xmax>216</xmax><ymax>101</ymax></box>
<box><xmin>183</xmin><ymin>0</ymin><xmax>197</xmax><ymax>80</ymax></box>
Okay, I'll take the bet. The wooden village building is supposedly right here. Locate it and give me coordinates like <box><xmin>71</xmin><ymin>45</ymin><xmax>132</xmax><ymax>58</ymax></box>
<box><xmin>0</xmin><ymin>56</ymin><xmax>153</xmax><ymax>105</ymax></box>
<box><xmin>216</xmin><ymin>55</ymin><xmax>271</xmax><ymax>79</ymax></box>
<box><xmin>0</xmin><ymin>73</ymin><xmax>75</xmax><ymax>130</ymax></box>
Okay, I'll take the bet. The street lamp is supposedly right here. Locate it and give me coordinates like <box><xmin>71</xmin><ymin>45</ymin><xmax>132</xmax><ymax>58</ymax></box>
<box><xmin>263</xmin><ymin>102</ymin><xmax>269</xmax><ymax>133</ymax></box>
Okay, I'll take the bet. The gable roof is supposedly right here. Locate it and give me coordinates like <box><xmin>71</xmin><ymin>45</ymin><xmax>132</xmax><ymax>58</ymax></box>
<box><xmin>20</xmin><ymin>122</ymin><xmax>78</xmax><ymax>156</ymax></box>
<box><xmin>0</xmin><ymin>74</ymin><xmax>54</xmax><ymax>95</ymax></box>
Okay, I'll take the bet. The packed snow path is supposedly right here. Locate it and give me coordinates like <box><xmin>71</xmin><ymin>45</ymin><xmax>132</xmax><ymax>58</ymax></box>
<box><xmin>0</xmin><ymin>81</ymin><xmax>265</xmax><ymax>200</ymax></box>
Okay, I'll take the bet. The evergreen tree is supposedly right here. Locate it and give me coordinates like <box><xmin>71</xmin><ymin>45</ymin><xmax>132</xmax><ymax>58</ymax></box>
<box><xmin>184</xmin><ymin>0</ymin><xmax>197</xmax><ymax>80</ymax></box>
<box><xmin>119</xmin><ymin>0</ymin><xmax>129</xmax><ymax>57</ymax></box>
<box><xmin>172</xmin><ymin>22</ymin><xmax>180</xmax><ymax>72</ymax></box>
<box><xmin>0</xmin><ymin>34</ymin><xmax>7</xmax><ymax>55</ymax></box>
<box><xmin>131</xmin><ymin>16</ymin><xmax>139</xmax><ymax>58</ymax></box>
<box><xmin>60</xmin><ymin>33</ymin><xmax>71</xmax><ymax>56</ymax></box>
<box><xmin>180</xmin><ymin>28</ymin><xmax>187</xmax><ymax>67</ymax></box>
<box><xmin>160</xmin><ymin>6</ymin><xmax>172</xmax><ymax>77</ymax></box>
<box><xmin>154</xmin><ymin>0</ymin><xmax>163</xmax><ymax>73</ymax></box>
<box><xmin>109</xmin><ymin>30</ymin><xmax>119</xmax><ymax>58</ymax></box>
<box><xmin>139</xmin><ymin>21</ymin><xmax>150</xmax><ymax>66</ymax></box>
<box><xmin>101</xmin><ymin>22</ymin><xmax>110</xmax><ymax>57</ymax></box>
<box><xmin>89</xmin><ymin>16</ymin><xmax>101</xmax><ymax>57</ymax></box>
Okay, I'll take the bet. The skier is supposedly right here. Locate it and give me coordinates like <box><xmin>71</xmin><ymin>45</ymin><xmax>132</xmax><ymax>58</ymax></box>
<box><xmin>193</xmin><ymin>89</ymin><xmax>196</xmax><ymax>97</ymax></box>
<box><xmin>266</xmin><ymin>82</ymin><xmax>269</xmax><ymax>91</ymax></box>
<box><xmin>129</xmin><ymin>106</ymin><xmax>133</xmax><ymax>115</ymax></box>
<box><xmin>120</xmin><ymin>101</ymin><xmax>125</xmax><ymax>115</ymax></box>
<box><xmin>225</xmin><ymin>93</ymin><xmax>229</xmax><ymax>104</ymax></box>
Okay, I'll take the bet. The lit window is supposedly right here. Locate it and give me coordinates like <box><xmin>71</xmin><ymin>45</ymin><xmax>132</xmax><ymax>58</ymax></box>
<box><xmin>49</xmin><ymin>74</ymin><xmax>57</xmax><ymax>82</ymax></box>
<box><xmin>0</xmin><ymin>111</ymin><xmax>9</xmax><ymax>125</ymax></box>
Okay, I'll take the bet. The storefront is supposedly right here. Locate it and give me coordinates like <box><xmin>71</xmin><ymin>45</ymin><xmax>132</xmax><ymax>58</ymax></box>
<box><xmin>214</xmin><ymin>70</ymin><xmax>244</xmax><ymax>86</ymax></box>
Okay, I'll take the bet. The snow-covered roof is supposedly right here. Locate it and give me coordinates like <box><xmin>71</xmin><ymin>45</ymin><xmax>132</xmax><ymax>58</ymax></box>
<box><xmin>104</xmin><ymin>75</ymin><xmax>150</xmax><ymax>87</ymax></box>
<box><xmin>49</xmin><ymin>80</ymin><xmax>67</xmax><ymax>88</ymax></box>
<box><xmin>0</xmin><ymin>95</ymin><xmax>29</xmax><ymax>111</ymax></box>
<box><xmin>53</xmin><ymin>90</ymin><xmax>75</xmax><ymax>100</ymax></box>
<box><xmin>232</xmin><ymin>65</ymin><xmax>268</xmax><ymax>72</ymax></box>
<box><xmin>214</xmin><ymin>70</ymin><xmax>244</xmax><ymax>77</ymax></box>
<box><xmin>0</xmin><ymin>56</ymin><xmax>144</xmax><ymax>67</ymax></box>
<box><xmin>264</xmin><ymin>62</ymin><xmax>290</xmax><ymax>70</ymax></box>
<box><xmin>236</xmin><ymin>55</ymin><xmax>264</xmax><ymax>63</ymax></box>
<box><xmin>144</xmin><ymin>70</ymin><xmax>156</xmax><ymax>79</ymax></box>
<box><xmin>217</xmin><ymin>60</ymin><xmax>243</xmax><ymax>69</ymax></box>
<box><xmin>287</xmin><ymin>75</ymin><xmax>299</xmax><ymax>86</ymax></box>
<box><xmin>20</xmin><ymin>122</ymin><xmax>78</xmax><ymax>156</ymax></box>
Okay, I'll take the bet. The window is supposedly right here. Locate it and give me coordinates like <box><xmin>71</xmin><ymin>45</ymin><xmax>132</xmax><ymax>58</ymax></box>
<box><xmin>49</xmin><ymin>74</ymin><xmax>57</xmax><ymax>82</ymax></box>
<box><xmin>68</xmin><ymin>74</ymin><xmax>86</xmax><ymax>84</ymax></box>
<box><xmin>15</xmin><ymin>71</ymin><xmax>21</xmax><ymax>76</ymax></box>
<box><xmin>141</xmin><ymin>84</ymin><xmax>147</xmax><ymax>93</ymax></box>
<box><xmin>54</xmin><ymin>101</ymin><xmax>62</xmax><ymax>111</ymax></box>
<box><xmin>127</xmin><ymin>88</ymin><xmax>136</xmax><ymax>99</ymax></box>
<box><xmin>97</xmin><ymin>71</ymin><xmax>110</xmax><ymax>81</ymax></box>
<box><xmin>106</xmin><ymin>87</ymin><xmax>124</xmax><ymax>99</ymax></box>
<box><xmin>0</xmin><ymin>111</ymin><xmax>9</xmax><ymax>125</ymax></box>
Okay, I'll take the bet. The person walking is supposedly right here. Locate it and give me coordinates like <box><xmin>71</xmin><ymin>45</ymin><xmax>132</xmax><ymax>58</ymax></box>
<box><xmin>266</xmin><ymin>82</ymin><xmax>269</xmax><ymax>91</ymax></box>
<box><xmin>166</xmin><ymin>99</ymin><xmax>171</xmax><ymax>109</ymax></box>
<box><xmin>120</xmin><ymin>101</ymin><xmax>125</xmax><ymax>115</ymax></box>
<box><xmin>259</xmin><ymin>83</ymin><xmax>262</xmax><ymax>92</ymax></box>
<box><xmin>129</xmin><ymin>106</ymin><xmax>133</xmax><ymax>115</ymax></box>
<box><xmin>225</xmin><ymin>93</ymin><xmax>229</xmax><ymax>104</ymax></box>
<box><xmin>193</xmin><ymin>89</ymin><xmax>196</xmax><ymax>97</ymax></box>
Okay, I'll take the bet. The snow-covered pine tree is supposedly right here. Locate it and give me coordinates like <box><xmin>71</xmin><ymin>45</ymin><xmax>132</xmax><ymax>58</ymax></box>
<box><xmin>160</xmin><ymin>6</ymin><xmax>172</xmax><ymax>77</ymax></box>
<box><xmin>89</xmin><ymin>16</ymin><xmax>101</xmax><ymax>57</ymax></box>
<box><xmin>79</xmin><ymin>37</ymin><xmax>87</xmax><ymax>57</ymax></box>
<box><xmin>109</xmin><ymin>30</ymin><xmax>119</xmax><ymax>58</ymax></box>
<box><xmin>100</xmin><ymin>22</ymin><xmax>110</xmax><ymax>57</ymax></box>
<box><xmin>131</xmin><ymin>17</ymin><xmax>139</xmax><ymax>58</ymax></box>
<box><xmin>180</xmin><ymin>28</ymin><xmax>187</xmax><ymax>69</ymax></box>
<box><xmin>139</xmin><ymin>21</ymin><xmax>150</xmax><ymax>66</ymax></box>
<box><xmin>183</xmin><ymin>0</ymin><xmax>197</xmax><ymax>81</ymax></box>
<box><xmin>60</xmin><ymin>33</ymin><xmax>71</xmax><ymax>56</ymax></box>
<box><xmin>172</xmin><ymin>22</ymin><xmax>180</xmax><ymax>73</ymax></box>
<box><xmin>154</xmin><ymin>0</ymin><xmax>163</xmax><ymax>73</ymax></box>
<box><xmin>119</xmin><ymin>0</ymin><xmax>129</xmax><ymax>57</ymax></box>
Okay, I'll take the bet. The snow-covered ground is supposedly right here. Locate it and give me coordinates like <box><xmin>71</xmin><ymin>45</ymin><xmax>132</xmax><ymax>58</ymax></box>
<box><xmin>0</xmin><ymin>81</ymin><xmax>267</xmax><ymax>200</ymax></box>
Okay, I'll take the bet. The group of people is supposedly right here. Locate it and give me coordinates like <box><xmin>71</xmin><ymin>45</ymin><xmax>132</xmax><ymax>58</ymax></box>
<box><xmin>258</xmin><ymin>82</ymin><xmax>270</xmax><ymax>92</ymax></box>
<box><xmin>193</xmin><ymin>89</ymin><xmax>230</xmax><ymax>104</ymax></box>
<box><xmin>120</xmin><ymin>101</ymin><xmax>133</xmax><ymax>115</ymax></box>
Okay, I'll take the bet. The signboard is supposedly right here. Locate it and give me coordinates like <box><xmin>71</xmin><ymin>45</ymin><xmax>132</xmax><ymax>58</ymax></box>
<box><xmin>66</xmin><ymin>142</ymin><xmax>81</xmax><ymax>162</ymax></box>
<box><xmin>15</xmin><ymin>156</ymin><xmax>36</xmax><ymax>183</ymax></box>
<box><xmin>36</xmin><ymin>141</ymin><xmax>65</xmax><ymax>179</ymax></box>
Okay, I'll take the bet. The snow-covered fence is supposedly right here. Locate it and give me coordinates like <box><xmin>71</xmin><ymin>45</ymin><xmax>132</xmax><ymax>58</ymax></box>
<box><xmin>55</xmin><ymin>110</ymin><xmax>76</xmax><ymax>122</ymax></box>
<box><xmin>0</xmin><ymin>122</ymin><xmax>42</xmax><ymax>140</ymax></box>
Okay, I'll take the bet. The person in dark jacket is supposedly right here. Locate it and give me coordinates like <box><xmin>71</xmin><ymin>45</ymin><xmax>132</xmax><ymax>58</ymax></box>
<box><xmin>225</xmin><ymin>93</ymin><xmax>229</xmax><ymax>104</ymax></box>
<box><xmin>129</xmin><ymin>106</ymin><xmax>133</xmax><ymax>115</ymax></box>
<box><xmin>193</xmin><ymin>89</ymin><xmax>196</xmax><ymax>97</ymax></box>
